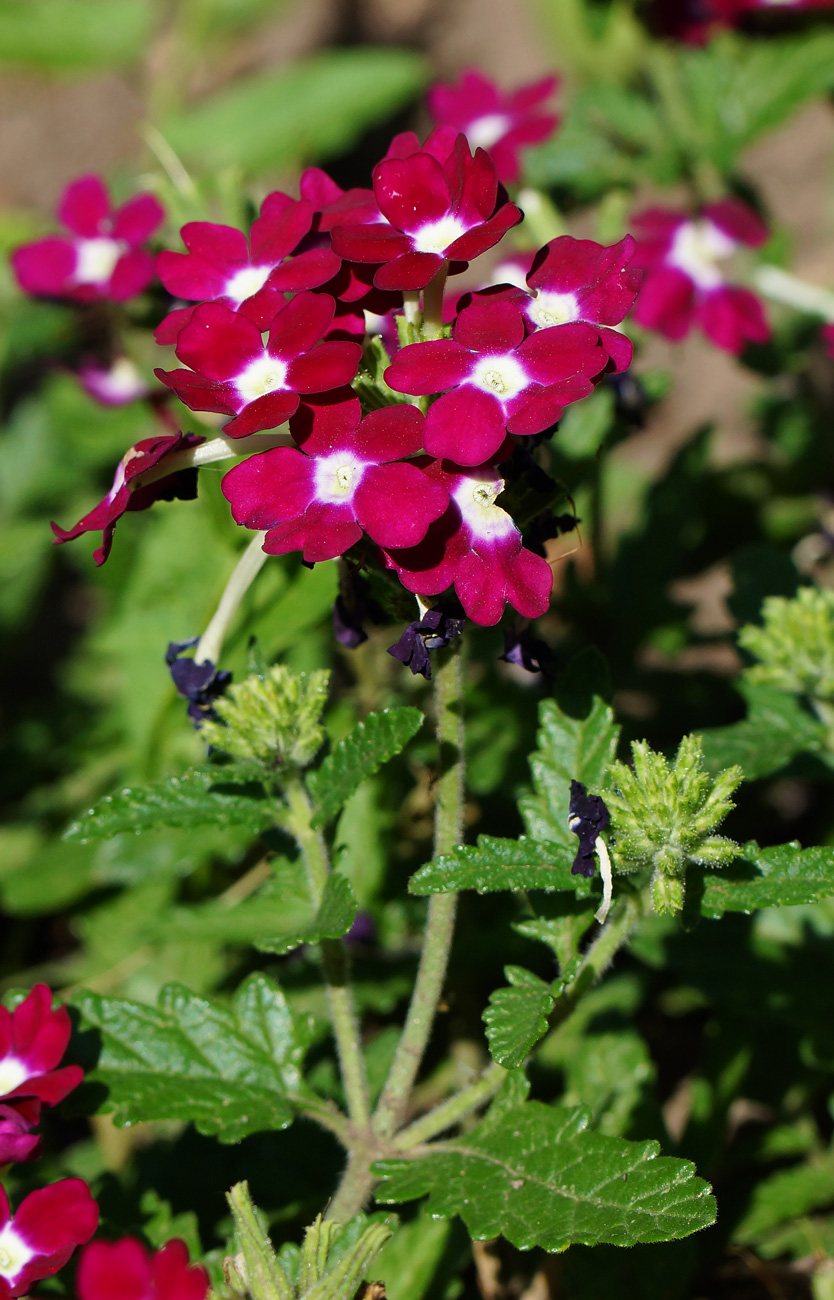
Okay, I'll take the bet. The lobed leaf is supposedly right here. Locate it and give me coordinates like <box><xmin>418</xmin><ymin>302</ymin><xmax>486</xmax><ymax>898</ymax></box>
<box><xmin>483</xmin><ymin>968</ymin><xmax>555</xmax><ymax>1069</ymax></box>
<box><xmin>698</xmin><ymin>841</ymin><xmax>834</xmax><ymax>917</ymax></box>
<box><xmin>374</xmin><ymin>1100</ymin><xmax>716</xmax><ymax>1250</ymax></box>
<box><xmin>73</xmin><ymin>974</ymin><xmax>311</xmax><ymax>1141</ymax></box>
<box><xmin>308</xmin><ymin>707</ymin><xmax>423</xmax><ymax>827</ymax></box>
<box><xmin>519</xmin><ymin>695</ymin><xmax>620</xmax><ymax>847</ymax></box>
<box><xmin>409</xmin><ymin>835</ymin><xmax>593</xmax><ymax>897</ymax></box>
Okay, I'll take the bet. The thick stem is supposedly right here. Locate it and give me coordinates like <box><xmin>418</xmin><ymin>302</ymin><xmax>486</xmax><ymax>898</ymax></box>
<box><xmin>284</xmin><ymin>780</ymin><xmax>371</xmax><ymax>1134</ymax></box>
<box><xmin>324</xmin><ymin>1149</ymin><xmax>379</xmax><ymax>1224</ymax></box>
<box><xmin>422</xmin><ymin>265</ymin><xmax>448</xmax><ymax>340</ymax></box>
<box><xmin>373</xmin><ymin>648</ymin><xmax>464</xmax><ymax>1139</ymax></box>
<box><xmin>196</xmin><ymin>531</ymin><xmax>268</xmax><ymax>667</ymax></box>
<box><xmin>752</xmin><ymin>265</ymin><xmax>834</xmax><ymax>323</ymax></box>
<box><xmin>136</xmin><ymin>429</ymin><xmax>293</xmax><ymax>490</ymax></box>
<box><xmin>402</xmin><ymin>290</ymin><xmax>421</xmax><ymax>328</ymax></box>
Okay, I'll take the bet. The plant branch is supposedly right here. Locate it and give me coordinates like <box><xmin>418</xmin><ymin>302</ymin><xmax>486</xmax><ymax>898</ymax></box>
<box><xmin>392</xmin><ymin>1062</ymin><xmax>507</xmax><ymax>1150</ymax></box>
<box><xmin>752</xmin><ymin>265</ymin><xmax>834</xmax><ymax>322</ymax></box>
<box><xmin>195</xmin><ymin>531</ymin><xmax>268</xmax><ymax>667</ymax></box>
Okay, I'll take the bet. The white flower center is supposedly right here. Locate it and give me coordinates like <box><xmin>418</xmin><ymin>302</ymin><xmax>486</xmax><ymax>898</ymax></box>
<box><xmin>314</xmin><ymin>453</ymin><xmax>366</xmax><ymax>504</ymax></box>
<box><xmin>0</xmin><ymin>1057</ymin><xmax>29</xmax><ymax>1098</ymax></box>
<box><xmin>466</xmin><ymin>112</ymin><xmax>512</xmax><ymax>151</ymax></box>
<box><xmin>225</xmin><ymin>264</ymin><xmax>271</xmax><ymax>305</ymax></box>
<box><xmin>453</xmin><ymin>470</ymin><xmax>516</xmax><ymax>541</ymax></box>
<box><xmin>0</xmin><ymin>1225</ymin><xmax>34</xmax><ymax>1281</ymax></box>
<box><xmin>89</xmin><ymin>357</ymin><xmax>146</xmax><ymax>403</ymax></box>
<box><xmin>235</xmin><ymin>354</ymin><xmax>288</xmax><ymax>404</ymax></box>
<box><xmin>470</xmin><ymin>352</ymin><xmax>528</xmax><ymax>402</ymax></box>
<box><xmin>74</xmin><ymin>237</ymin><xmax>125</xmax><ymax>286</ymax></box>
<box><xmin>667</xmin><ymin>219</ymin><xmax>736</xmax><ymax>292</ymax></box>
<box><xmin>412</xmin><ymin>214</ymin><xmax>468</xmax><ymax>255</ymax></box>
<box><xmin>528</xmin><ymin>290</ymin><xmax>580</xmax><ymax>329</ymax></box>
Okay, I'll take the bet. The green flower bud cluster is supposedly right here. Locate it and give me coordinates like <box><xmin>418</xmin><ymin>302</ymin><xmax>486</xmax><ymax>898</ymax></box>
<box><xmin>201</xmin><ymin>665</ymin><xmax>330</xmax><ymax>769</ymax></box>
<box><xmin>739</xmin><ymin>586</ymin><xmax>834</xmax><ymax>708</ymax></box>
<box><xmin>605</xmin><ymin>735</ymin><xmax>742</xmax><ymax>915</ymax></box>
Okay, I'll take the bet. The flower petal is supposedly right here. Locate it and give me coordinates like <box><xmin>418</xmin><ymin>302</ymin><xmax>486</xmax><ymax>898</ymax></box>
<box><xmin>517</xmin><ymin>321</ymin><xmax>604</xmax><ymax>382</ymax></box>
<box><xmin>355</xmin><ymin>462</ymin><xmax>449</xmax><ymax>547</ymax></box>
<box><xmin>453</xmin><ymin>299</ymin><xmax>525</xmax><ymax>353</ymax></box>
<box><xmin>112</xmin><ymin>193</ymin><xmax>164</xmax><ymax>245</ymax></box>
<box><xmin>176</xmin><ymin>302</ymin><xmax>264</xmax><ymax>380</ymax></box>
<box><xmin>353</xmin><ymin>404</ymin><xmax>426</xmax><ymax>461</ymax></box>
<box><xmin>223</xmin><ymin>390</ymin><xmax>299</xmax><ymax>437</ymax></box>
<box><xmin>267</xmin><ymin>291</ymin><xmax>335</xmax><ymax>357</ymax></box>
<box><xmin>373</xmin><ymin>251</ymin><xmax>444</xmax><ymax>292</ymax></box>
<box><xmin>223</xmin><ymin>447</ymin><xmax>316</xmax><ymax>528</ymax></box>
<box><xmin>156</xmin><ymin>250</ymin><xmax>227</xmax><ymax>301</ymax></box>
<box><xmin>181</xmin><ymin>222</ymin><xmax>249</xmax><ymax>268</ymax></box>
<box><xmin>424</xmin><ymin>388</ymin><xmax>506</xmax><ymax>465</ymax></box>
<box><xmin>58</xmin><ymin>176</ymin><xmax>109</xmax><ymax>237</ymax></box>
<box><xmin>108</xmin><ymin>249</ymin><xmax>156</xmax><ymax>300</ymax></box>
<box><xmin>263</xmin><ymin>507</ymin><xmax>362</xmax><ymax>562</ymax></box>
<box><xmin>373</xmin><ymin>153</ymin><xmax>451</xmax><ymax>232</ymax></box>
<box><xmin>10</xmin><ymin>237</ymin><xmax>75</xmax><ymax>297</ymax></box>
<box><xmin>77</xmin><ymin>1238</ymin><xmax>151</xmax><ymax>1300</ymax></box>
<box><xmin>286</xmin><ymin>341</ymin><xmax>361</xmax><ymax>394</ymax></box>
<box><xmin>385</xmin><ymin>339</ymin><xmax>472</xmax><ymax>395</ymax></box>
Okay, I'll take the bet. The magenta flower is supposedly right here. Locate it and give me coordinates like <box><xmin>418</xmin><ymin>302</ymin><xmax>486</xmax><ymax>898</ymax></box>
<box><xmin>11</xmin><ymin>175</ymin><xmax>163</xmax><ymax>304</ymax></box>
<box><xmin>330</xmin><ymin>130</ymin><xmax>522</xmax><ymax>292</ymax></box>
<box><xmin>78</xmin><ymin>357</ymin><xmax>150</xmax><ymax>406</ymax></box>
<box><xmin>0</xmin><ymin>1100</ymin><xmax>42</xmax><ymax>1167</ymax></box>
<box><xmin>155</xmin><ymin>191</ymin><xmax>340</xmax><ymax>342</ymax></box>
<box><xmin>77</xmin><ymin>1238</ymin><xmax>208</xmax><ymax>1300</ymax></box>
<box><xmin>0</xmin><ymin>985</ymin><xmax>82</xmax><ymax>1108</ymax></box>
<box><xmin>385</xmin><ymin>297</ymin><xmax>605</xmax><ymax>465</ymax></box>
<box><xmin>382</xmin><ymin>460</ymin><xmax>553</xmax><ymax>626</ymax></box>
<box><xmin>427</xmin><ymin>69</ymin><xmax>559</xmax><ymax>184</ymax></box>
<box><xmin>155</xmin><ymin>294</ymin><xmax>360</xmax><ymax>437</ymax></box>
<box><xmin>631</xmin><ymin>200</ymin><xmax>770</xmax><ymax>353</ymax></box>
<box><xmin>0</xmin><ymin>1179</ymin><xmax>98</xmax><ymax>1297</ymax></box>
<box><xmin>52</xmin><ymin>430</ymin><xmax>204</xmax><ymax>565</ymax></box>
<box><xmin>222</xmin><ymin>395</ymin><xmax>449</xmax><ymax>562</ymax></box>
<box><xmin>822</xmin><ymin>324</ymin><xmax>834</xmax><ymax>359</ymax></box>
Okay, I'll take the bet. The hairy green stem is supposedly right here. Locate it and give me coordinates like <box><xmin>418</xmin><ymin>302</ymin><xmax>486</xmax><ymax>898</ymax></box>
<box><xmin>195</xmin><ymin>531</ymin><xmax>268</xmax><ymax>667</ymax></box>
<box><xmin>392</xmin><ymin>1062</ymin><xmax>507</xmax><ymax>1150</ymax></box>
<box><xmin>284</xmin><ymin>780</ymin><xmax>371</xmax><ymax>1134</ymax></box>
<box><xmin>752</xmin><ymin>264</ymin><xmax>834</xmax><ymax>323</ymax></box>
<box><xmin>422</xmin><ymin>265</ymin><xmax>448</xmax><ymax>340</ymax></box>
<box><xmin>373</xmin><ymin>648</ymin><xmax>464</xmax><ymax>1140</ymax></box>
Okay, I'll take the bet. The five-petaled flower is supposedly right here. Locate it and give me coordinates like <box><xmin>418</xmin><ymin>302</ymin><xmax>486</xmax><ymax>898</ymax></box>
<box><xmin>631</xmin><ymin>199</ymin><xmax>770</xmax><ymax>353</ymax></box>
<box><xmin>11</xmin><ymin>175</ymin><xmax>163</xmax><ymax>304</ymax></box>
<box><xmin>0</xmin><ymin>1179</ymin><xmax>98</xmax><ymax>1297</ymax></box>
<box><xmin>386</xmin><ymin>297</ymin><xmax>605</xmax><ymax>464</ymax></box>
<box><xmin>330</xmin><ymin>129</ymin><xmax>522</xmax><ymax>291</ymax></box>
<box><xmin>155</xmin><ymin>294</ymin><xmax>360</xmax><ymax>437</ymax></box>
<box><xmin>222</xmin><ymin>395</ymin><xmax>449</xmax><ymax>561</ymax></box>
<box><xmin>427</xmin><ymin>69</ymin><xmax>559</xmax><ymax>184</ymax></box>
<box><xmin>0</xmin><ymin>984</ymin><xmax>83</xmax><ymax>1108</ymax></box>
<box><xmin>77</xmin><ymin>1237</ymin><xmax>208</xmax><ymax>1300</ymax></box>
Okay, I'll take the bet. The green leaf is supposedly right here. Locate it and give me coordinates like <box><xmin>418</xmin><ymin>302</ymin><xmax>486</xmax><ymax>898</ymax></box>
<box><xmin>0</xmin><ymin>0</ymin><xmax>152</xmax><ymax>71</ymax></box>
<box><xmin>734</xmin><ymin>1152</ymin><xmax>834</xmax><ymax>1245</ymax></box>
<box><xmin>409</xmin><ymin>835</ymin><xmax>591</xmax><ymax>896</ymax></box>
<box><xmin>163</xmin><ymin>48</ymin><xmax>426</xmax><ymax>177</ymax></box>
<box><xmin>374</xmin><ymin>1100</ymin><xmax>715</xmax><ymax>1249</ymax></box>
<box><xmin>698</xmin><ymin>841</ymin><xmax>834</xmax><ymax>917</ymax></box>
<box><xmin>483</xmin><ymin>967</ymin><xmax>555</xmax><ymax>1069</ymax></box>
<box><xmin>73</xmin><ymin>974</ymin><xmax>311</xmax><ymax>1141</ymax></box>
<box><xmin>65</xmin><ymin>767</ymin><xmax>273</xmax><ymax>841</ymax></box>
<box><xmin>699</xmin><ymin>683</ymin><xmax>826</xmax><ymax>779</ymax></box>
<box><xmin>519</xmin><ymin>693</ymin><xmax>620</xmax><ymax>848</ymax></box>
<box><xmin>308</xmin><ymin>707</ymin><xmax>423</xmax><ymax>827</ymax></box>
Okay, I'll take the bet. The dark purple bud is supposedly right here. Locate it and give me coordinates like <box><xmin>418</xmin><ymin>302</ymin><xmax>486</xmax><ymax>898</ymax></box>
<box><xmin>166</xmin><ymin>640</ymin><xmax>231</xmax><ymax>727</ymax></box>
<box><xmin>568</xmin><ymin>779</ymin><xmax>610</xmax><ymax>878</ymax></box>
<box><xmin>388</xmin><ymin>607</ymin><xmax>465</xmax><ymax>680</ymax></box>
<box><xmin>501</xmin><ymin>629</ymin><xmax>555</xmax><ymax>676</ymax></box>
<box><xmin>345</xmin><ymin>910</ymin><xmax>376</xmax><ymax>947</ymax></box>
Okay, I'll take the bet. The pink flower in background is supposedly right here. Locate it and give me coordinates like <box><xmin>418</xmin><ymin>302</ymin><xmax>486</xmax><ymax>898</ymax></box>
<box><xmin>222</xmin><ymin>395</ymin><xmax>448</xmax><ymax>561</ymax></box>
<box><xmin>0</xmin><ymin>985</ymin><xmax>82</xmax><ymax>1108</ymax></box>
<box><xmin>653</xmin><ymin>0</ymin><xmax>833</xmax><ymax>41</ymax></box>
<box><xmin>385</xmin><ymin>297</ymin><xmax>604</xmax><ymax>464</ymax></box>
<box><xmin>0</xmin><ymin>1100</ymin><xmax>42</xmax><ymax>1166</ymax></box>
<box><xmin>0</xmin><ymin>1179</ymin><xmax>98</xmax><ymax>1297</ymax></box>
<box><xmin>11</xmin><ymin>175</ymin><xmax>163</xmax><ymax>304</ymax></box>
<box><xmin>822</xmin><ymin>324</ymin><xmax>834</xmax><ymax>358</ymax></box>
<box><xmin>78</xmin><ymin>357</ymin><xmax>151</xmax><ymax>406</ymax></box>
<box><xmin>52</xmin><ymin>431</ymin><xmax>204</xmax><ymax>565</ymax></box>
<box><xmin>631</xmin><ymin>199</ymin><xmax>770</xmax><ymax>353</ymax></box>
<box><xmin>77</xmin><ymin>1238</ymin><xmax>208</xmax><ymax>1300</ymax></box>
<box><xmin>331</xmin><ymin>130</ymin><xmax>522</xmax><ymax>291</ymax></box>
<box><xmin>155</xmin><ymin>294</ymin><xmax>360</xmax><ymax>437</ymax></box>
<box><xmin>155</xmin><ymin>192</ymin><xmax>340</xmax><ymax>343</ymax></box>
<box><xmin>382</xmin><ymin>460</ymin><xmax>553</xmax><ymax>626</ymax></box>
<box><xmin>427</xmin><ymin>69</ymin><xmax>559</xmax><ymax>184</ymax></box>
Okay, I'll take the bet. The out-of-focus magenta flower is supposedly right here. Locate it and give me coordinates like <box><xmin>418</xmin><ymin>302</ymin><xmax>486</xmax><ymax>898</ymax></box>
<box><xmin>76</xmin><ymin>1237</ymin><xmax>208</xmax><ymax>1300</ymax></box>
<box><xmin>78</xmin><ymin>357</ymin><xmax>150</xmax><ymax>406</ymax></box>
<box><xmin>385</xmin><ymin>297</ymin><xmax>604</xmax><ymax>465</ymax></box>
<box><xmin>155</xmin><ymin>294</ymin><xmax>360</xmax><ymax>437</ymax></box>
<box><xmin>222</xmin><ymin>395</ymin><xmax>448</xmax><ymax>561</ymax></box>
<box><xmin>0</xmin><ymin>985</ymin><xmax>82</xmax><ymax>1108</ymax></box>
<box><xmin>330</xmin><ymin>130</ymin><xmax>522</xmax><ymax>292</ymax></box>
<box><xmin>427</xmin><ymin>69</ymin><xmax>559</xmax><ymax>185</ymax></box>
<box><xmin>822</xmin><ymin>324</ymin><xmax>834</xmax><ymax>358</ymax></box>
<box><xmin>382</xmin><ymin>460</ymin><xmax>553</xmax><ymax>626</ymax></box>
<box><xmin>0</xmin><ymin>1179</ymin><xmax>98</xmax><ymax>1297</ymax></box>
<box><xmin>11</xmin><ymin>175</ymin><xmax>163</xmax><ymax>304</ymax></box>
<box><xmin>631</xmin><ymin>200</ymin><xmax>770</xmax><ymax>353</ymax></box>
<box><xmin>0</xmin><ymin>1100</ymin><xmax>42</xmax><ymax>1167</ymax></box>
<box><xmin>154</xmin><ymin>192</ymin><xmax>340</xmax><ymax>343</ymax></box>
<box><xmin>52</xmin><ymin>431</ymin><xmax>203</xmax><ymax>565</ymax></box>
<box><xmin>655</xmin><ymin>0</ymin><xmax>832</xmax><ymax>43</ymax></box>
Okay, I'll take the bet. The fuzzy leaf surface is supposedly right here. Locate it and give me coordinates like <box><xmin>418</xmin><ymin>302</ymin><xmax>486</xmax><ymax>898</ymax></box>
<box><xmin>484</xmin><ymin>968</ymin><xmax>555</xmax><ymax>1069</ymax></box>
<box><xmin>73</xmin><ymin>974</ymin><xmax>310</xmax><ymax>1141</ymax></box>
<box><xmin>65</xmin><ymin>768</ymin><xmax>273</xmax><ymax>841</ymax></box>
<box><xmin>519</xmin><ymin>696</ymin><xmax>620</xmax><ymax>847</ymax></box>
<box><xmin>409</xmin><ymin>836</ymin><xmax>592</xmax><ymax>896</ymax></box>
<box><xmin>374</xmin><ymin>1101</ymin><xmax>715</xmax><ymax>1249</ymax></box>
<box><xmin>698</xmin><ymin>841</ymin><xmax>834</xmax><ymax>916</ymax></box>
<box><xmin>308</xmin><ymin>707</ymin><xmax>423</xmax><ymax>827</ymax></box>
<box><xmin>699</xmin><ymin>684</ymin><xmax>825</xmax><ymax>779</ymax></box>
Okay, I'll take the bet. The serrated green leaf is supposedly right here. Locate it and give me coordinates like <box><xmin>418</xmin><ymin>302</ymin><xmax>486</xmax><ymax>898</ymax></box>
<box><xmin>519</xmin><ymin>695</ymin><xmax>620</xmax><ymax>847</ymax></box>
<box><xmin>374</xmin><ymin>1101</ymin><xmax>715</xmax><ymax>1249</ymax></box>
<box><xmin>698</xmin><ymin>841</ymin><xmax>834</xmax><ymax>917</ymax></box>
<box><xmin>73</xmin><ymin>974</ymin><xmax>311</xmax><ymax>1141</ymax></box>
<box><xmin>0</xmin><ymin>0</ymin><xmax>152</xmax><ymax>71</ymax></box>
<box><xmin>409</xmin><ymin>835</ymin><xmax>591</xmax><ymax>896</ymax></box>
<box><xmin>308</xmin><ymin>707</ymin><xmax>423</xmax><ymax>827</ymax></box>
<box><xmin>65</xmin><ymin>767</ymin><xmax>273</xmax><ymax>841</ymax></box>
<box><xmin>699</xmin><ymin>683</ymin><xmax>825</xmax><ymax>779</ymax></box>
<box><xmin>163</xmin><ymin>48</ymin><xmax>426</xmax><ymax>177</ymax></box>
<box><xmin>483</xmin><ymin>968</ymin><xmax>555</xmax><ymax>1069</ymax></box>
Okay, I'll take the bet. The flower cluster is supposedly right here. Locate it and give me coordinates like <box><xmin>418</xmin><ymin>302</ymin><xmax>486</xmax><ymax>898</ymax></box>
<box><xmin>655</xmin><ymin>0</ymin><xmax>833</xmax><ymax>43</ymax></box>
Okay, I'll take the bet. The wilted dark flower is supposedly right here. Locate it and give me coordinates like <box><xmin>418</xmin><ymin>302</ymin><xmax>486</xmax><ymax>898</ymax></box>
<box><xmin>568</xmin><ymin>779</ymin><xmax>610</xmax><ymax>877</ymax></box>
<box><xmin>166</xmin><ymin>639</ymin><xmax>231</xmax><ymax>727</ymax></box>
<box><xmin>501</xmin><ymin>629</ymin><xmax>555</xmax><ymax>675</ymax></box>
<box><xmin>388</xmin><ymin>607</ymin><xmax>465</xmax><ymax>679</ymax></box>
